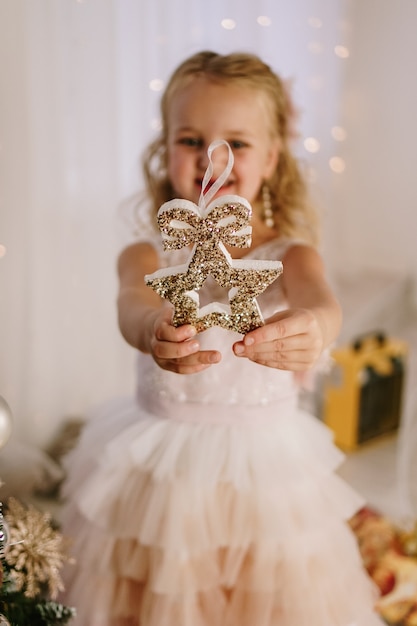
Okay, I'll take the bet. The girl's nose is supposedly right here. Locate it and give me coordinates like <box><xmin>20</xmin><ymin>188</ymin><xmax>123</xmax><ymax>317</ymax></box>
<box><xmin>197</xmin><ymin>145</ymin><xmax>210</xmax><ymax>171</ymax></box>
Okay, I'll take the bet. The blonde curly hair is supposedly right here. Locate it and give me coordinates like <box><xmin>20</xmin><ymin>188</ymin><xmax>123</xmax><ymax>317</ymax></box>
<box><xmin>139</xmin><ymin>50</ymin><xmax>319</xmax><ymax>245</ymax></box>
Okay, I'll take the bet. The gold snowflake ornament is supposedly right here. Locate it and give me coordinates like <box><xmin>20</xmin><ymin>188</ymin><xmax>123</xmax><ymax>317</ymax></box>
<box><xmin>4</xmin><ymin>497</ymin><xmax>70</xmax><ymax>599</ymax></box>
<box><xmin>145</xmin><ymin>140</ymin><xmax>283</xmax><ymax>334</ymax></box>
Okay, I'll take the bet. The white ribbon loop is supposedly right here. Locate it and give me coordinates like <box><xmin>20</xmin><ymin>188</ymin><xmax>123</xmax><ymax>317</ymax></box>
<box><xmin>198</xmin><ymin>139</ymin><xmax>234</xmax><ymax>210</ymax></box>
<box><xmin>157</xmin><ymin>140</ymin><xmax>252</xmax><ymax>251</ymax></box>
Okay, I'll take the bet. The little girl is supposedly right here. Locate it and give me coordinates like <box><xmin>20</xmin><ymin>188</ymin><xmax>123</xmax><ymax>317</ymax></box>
<box><xmin>61</xmin><ymin>51</ymin><xmax>385</xmax><ymax>625</ymax></box>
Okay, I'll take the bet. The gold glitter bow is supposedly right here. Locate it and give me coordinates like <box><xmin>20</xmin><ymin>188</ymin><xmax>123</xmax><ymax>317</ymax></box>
<box><xmin>145</xmin><ymin>140</ymin><xmax>282</xmax><ymax>334</ymax></box>
<box><xmin>157</xmin><ymin>200</ymin><xmax>252</xmax><ymax>251</ymax></box>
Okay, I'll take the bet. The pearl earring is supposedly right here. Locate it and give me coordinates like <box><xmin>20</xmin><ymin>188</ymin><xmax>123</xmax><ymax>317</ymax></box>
<box><xmin>262</xmin><ymin>183</ymin><xmax>274</xmax><ymax>228</ymax></box>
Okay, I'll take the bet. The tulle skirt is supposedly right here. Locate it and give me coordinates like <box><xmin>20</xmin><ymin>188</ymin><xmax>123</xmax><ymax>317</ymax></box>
<box><xmin>60</xmin><ymin>396</ymin><xmax>385</xmax><ymax>626</ymax></box>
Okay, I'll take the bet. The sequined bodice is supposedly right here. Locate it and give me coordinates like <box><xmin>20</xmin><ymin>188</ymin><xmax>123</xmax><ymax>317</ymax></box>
<box><xmin>136</xmin><ymin>238</ymin><xmax>301</xmax><ymax>418</ymax></box>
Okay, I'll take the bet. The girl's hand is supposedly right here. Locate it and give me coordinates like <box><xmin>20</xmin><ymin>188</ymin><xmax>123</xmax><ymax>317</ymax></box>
<box><xmin>232</xmin><ymin>308</ymin><xmax>325</xmax><ymax>371</ymax></box>
<box><xmin>148</xmin><ymin>307</ymin><xmax>221</xmax><ymax>374</ymax></box>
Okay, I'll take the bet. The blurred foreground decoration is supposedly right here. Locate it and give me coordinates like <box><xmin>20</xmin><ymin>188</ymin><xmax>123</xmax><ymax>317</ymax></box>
<box><xmin>0</xmin><ymin>394</ymin><xmax>75</xmax><ymax>625</ymax></box>
<box><xmin>0</xmin><ymin>398</ymin><xmax>13</xmax><ymax>451</ymax></box>
<box><xmin>351</xmin><ymin>507</ymin><xmax>417</xmax><ymax>625</ymax></box>
<box><xmin>324</xmin><ymin>331</ymin><xmax>407</xmax><ymax>451</ymax></box>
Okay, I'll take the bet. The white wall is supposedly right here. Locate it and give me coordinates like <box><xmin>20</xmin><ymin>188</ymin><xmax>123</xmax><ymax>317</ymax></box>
<box><xmin>324</xmin><ymin>0</ymin><xmax>417</xmax><ymax>306</ymax></box>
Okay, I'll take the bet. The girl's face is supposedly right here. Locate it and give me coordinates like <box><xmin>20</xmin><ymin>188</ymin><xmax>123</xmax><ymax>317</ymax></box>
<box><xmin>166</xmin><ymin>78</ymin><xmax>280</xmax><ymax>207</ymax></box>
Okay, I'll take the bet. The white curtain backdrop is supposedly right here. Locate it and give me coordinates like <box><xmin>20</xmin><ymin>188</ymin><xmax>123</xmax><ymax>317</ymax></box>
<box><xmin>0</xmin><ymin>0</ymin><xmax>350</xmax><ymax>446</ymax></box>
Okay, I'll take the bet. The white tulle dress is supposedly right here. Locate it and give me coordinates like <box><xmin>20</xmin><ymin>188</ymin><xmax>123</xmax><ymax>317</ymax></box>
<box><xmin>60</xmin><ymin>238</ymin><xmax>385</xmax><ymax>626</ymax></box>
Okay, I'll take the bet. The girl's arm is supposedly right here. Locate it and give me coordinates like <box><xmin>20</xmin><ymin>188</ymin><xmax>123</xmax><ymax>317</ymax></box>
<box><xmin>232</xmin><ymin>244</ymin><xmax>342</xmax><ymax>371</ymax></box>
<box><xmin>117</xmin><ymin>242</ymin><xmax>221</xmax><ymax>373</ymax></box>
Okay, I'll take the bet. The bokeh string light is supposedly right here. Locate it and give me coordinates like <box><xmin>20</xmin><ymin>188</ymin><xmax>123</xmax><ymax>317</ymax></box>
<box><xmin>304</xmin><ymin>137</ymin><xmax>321</xmax><ymax>154</ymax></box>
<box><xmin>329</xmin><ymin>156</ymin><xmax>346</xmax><ymax>173</ymax></box>
<box><xmin>221</xmin><ymin>18</ymin><xmax>236</xmax><ymax>30</ymax></box>
<box><xmin>334</xmin><ymin>45</ymin><xmax>350</xmax><ymax>59</ymax></box>
<box><xmin>332</xmin><ymin>126</ymin><xmax>347</xmax><ymax>141</ymax></box>
<box><xmin>257</xmin><ymin>16</ymin><xmax>272</xmax><ymax>27</ymax></box>
<box><xmin>143</xmin><ymin>9</ymin><xmax>351</xmax><ymax>182</ymax></box>
<box><xmin>304</xmin><ymin>13</ymin><xmax>350</xmax><ymax>178</ymax></box>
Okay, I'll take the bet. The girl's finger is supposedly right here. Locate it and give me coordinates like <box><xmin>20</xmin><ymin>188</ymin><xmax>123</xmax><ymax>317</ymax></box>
<box><xmin>247</xmin><ymin>351</ymin><xmax>319</xmax><ymax>370</ymax></box>
<box><xmin>153</xmin><ymin>337</ymin><xmax>200</xmax><ymax>360</ymax></box>
<box><xmin>156</xmin><ymin>320</ymin><xmax>197</xmax><ymax>343</ymax></box>
<box><xmin>243</xmin><ymin>309</ymin><xmax>317</xmax><ymax>346</ymax></box>
<box><xmin>158</xmin><ymin>349</ymin><xmax>221</xmax><ymax>373</ymax></box>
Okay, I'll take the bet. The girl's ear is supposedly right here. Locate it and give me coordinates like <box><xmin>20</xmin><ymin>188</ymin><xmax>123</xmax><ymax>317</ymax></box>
<box><xmin>264</xmin><ymin>138</ymin><xmax>281</xmax><ymax>178</ymax></box>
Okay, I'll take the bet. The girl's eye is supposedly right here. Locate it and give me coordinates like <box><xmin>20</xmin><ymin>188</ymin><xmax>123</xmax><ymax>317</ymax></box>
<box><xmin>178</xmin><ymin>137</ymin><xmax>202</xmax><ymax>147</ymax></box>
<box><xmin>229</xmin><ymin>140</ymin><xmax>247</xmax><ymax>150</ymax></box>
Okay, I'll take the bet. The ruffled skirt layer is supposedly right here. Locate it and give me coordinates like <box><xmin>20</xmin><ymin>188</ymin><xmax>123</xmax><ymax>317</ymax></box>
<box><xmin>60</xmin><ymin>397</ymin><xmax>385</xmax><ymax>626</ymax></box>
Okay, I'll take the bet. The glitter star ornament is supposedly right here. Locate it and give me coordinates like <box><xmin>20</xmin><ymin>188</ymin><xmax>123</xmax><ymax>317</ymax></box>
<box><xmin>4</xmin><ymin>497</ymin><xmax>70</xmax><ymax>599</ymax></box>
<box><xmin>145</xmin><ymin>140</ymin><xmax>283</xmax><ymax>333</ymax></box>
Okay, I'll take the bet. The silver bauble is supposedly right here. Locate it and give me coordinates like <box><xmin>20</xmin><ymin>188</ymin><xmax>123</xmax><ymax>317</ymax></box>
<box><xmin>0</xmin><ymin>396</ymin><xmax>13</xmax><ymax>449</ymax></box>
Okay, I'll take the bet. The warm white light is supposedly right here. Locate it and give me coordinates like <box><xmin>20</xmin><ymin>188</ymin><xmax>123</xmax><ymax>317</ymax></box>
<box><xmin>331</xmin><ymin>126</ymin><xmax>347</xmax><ymax>141</ymax></box>
<box><xmin>334</xmin><ymin>45</ymin><xmax>350</xmax><ymax>59</ymax></box>
<box><xmin>257</xmin><ymin>16</ymin><xmax>272</xmax><ymax>27</ymax></box>
<box><xmin>151</xmin><ymin>118</ymin><xmax>162</xmax><ymax>131</ymax></box>
<box><xmin>329</xmin><ymin>156</ymin><xmax>346</xmax><ymax>173</ymax></box>
<box><xmin>0</xmin><ymin>244</ymin><xmax>6</xmax><ymax>258</ymax></box>
<box><xmin>149</xmin><ymin>79</ymin><xmax>164</xmax><ymax>92</ymax></box>
<box><xmin>308</xmin><ymin>41</ymin><xmax>323</xmax><ymax>54</ymax></box>
<box><xmin>307</xmin><ymin>76</ymin><xmax>324</xmax><ymax>91</ymax></box>
<box><xmin>308</xmin><ymin>17</ymin><xmax>322</xmax><ymax>28</ymax></box>
<box><xmin>221</xmin><ymin>18</ymin><xmax>236</xmax><ymax>30</ymax></box>
<box><xmin>304</xmin><ymin>137</ymin><xmax>320</xmax><ymax>153</ymax></box>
